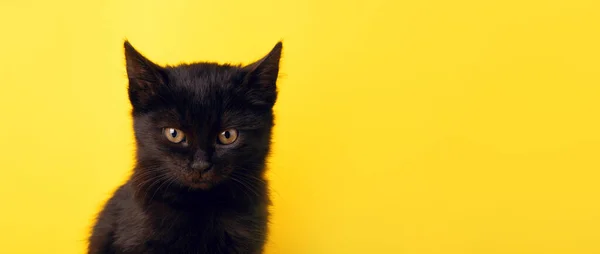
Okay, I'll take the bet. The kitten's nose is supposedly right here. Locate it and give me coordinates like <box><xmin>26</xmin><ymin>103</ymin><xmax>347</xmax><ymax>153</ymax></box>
<box><xmin>191</xmin><ymin>160</ymin><xmax>212</xmax><ymax>172</ymax></box>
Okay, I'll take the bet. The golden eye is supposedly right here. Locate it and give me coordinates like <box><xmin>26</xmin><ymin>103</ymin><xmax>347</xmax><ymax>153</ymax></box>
<box><xmin>217</xmin><ymin>129</ymin><xmax>238</xmax><ymax>145</ymax></box>
<box><xmin>163</xmin><ymin>128</ymin><xmax>186</xmax><ymax>144</ymax></box>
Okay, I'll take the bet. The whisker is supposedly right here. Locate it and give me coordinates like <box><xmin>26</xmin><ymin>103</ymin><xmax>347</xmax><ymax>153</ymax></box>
<box><xmin>229</xmin><ymin>176</ymin><xmax>256</xmax><ymax>201</ymax></box>
<box><xmin>235</xmin><ymin>170</ymin><xmax>284</xmax><ymax>200</ymax></box>
<box><xmin>148</xmin><ymin>174</ymin><xmax>172</xmax><ymax>202</ymax></box>
<box><xmin>233</xmin><ymin>175</ymin><xmax>263</xmax><ymax>197</ymax></box>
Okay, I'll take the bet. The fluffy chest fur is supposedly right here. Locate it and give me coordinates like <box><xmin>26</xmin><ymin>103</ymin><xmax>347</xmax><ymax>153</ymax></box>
<box><xmin>108</xmin><ymin>184</ymin><xmax>268</xmax><ymax>254</ymax></box>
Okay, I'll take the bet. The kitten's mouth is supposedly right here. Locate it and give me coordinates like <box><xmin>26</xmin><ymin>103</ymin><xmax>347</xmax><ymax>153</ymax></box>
<box><xmin>186</xmin><ymin>174</ymin><xmax>221</xmax><ymax>190</ymax></box>
<box><xmin>181</xmin><ymin>167</ymin><xmax>226</xmax><ymax>190</ymax></box>
<box><xmin>189</xmin><ymin>180</ymin><xmax>212</xmax><ymax>189</ymax></box>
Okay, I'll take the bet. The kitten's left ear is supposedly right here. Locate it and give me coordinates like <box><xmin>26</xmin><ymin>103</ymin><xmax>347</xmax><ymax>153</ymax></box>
<box><xmin>242</xmin><ymin>42</ymin><xmax>283</xmax><ymax>106</ymax></box>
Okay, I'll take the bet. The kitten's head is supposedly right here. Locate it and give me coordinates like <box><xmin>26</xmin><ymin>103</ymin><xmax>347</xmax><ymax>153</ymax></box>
<box><xmin>125</xmin><ymin>41</ymin><xmax>281</xmax><ymax>191</ymax></box>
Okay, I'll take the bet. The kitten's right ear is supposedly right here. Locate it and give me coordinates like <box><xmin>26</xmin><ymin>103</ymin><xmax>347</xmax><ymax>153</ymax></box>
<box><xmin>124</xmin><ymin>41</ymin><xmax>166</xmax><ymax>110</ymax></box>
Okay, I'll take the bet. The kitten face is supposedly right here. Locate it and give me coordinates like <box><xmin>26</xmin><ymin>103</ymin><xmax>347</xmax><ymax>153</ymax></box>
<box><xmin>125</xmin><ymin>42</ymin><xmax>281</xmax><ymax>190</ymax></box>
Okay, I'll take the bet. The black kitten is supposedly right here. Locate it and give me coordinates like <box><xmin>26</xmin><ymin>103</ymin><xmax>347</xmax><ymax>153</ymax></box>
<box><xmin>88</xmin><ymin>41</ymin><xmax>282</xmax><ymax>254</ymax></box>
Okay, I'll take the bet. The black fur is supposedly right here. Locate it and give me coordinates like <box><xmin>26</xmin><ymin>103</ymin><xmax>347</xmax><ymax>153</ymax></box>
<box><xmin>88</xmin><ymin>41</ymin><xmax>282</xmax><ymax>254</ymax></box>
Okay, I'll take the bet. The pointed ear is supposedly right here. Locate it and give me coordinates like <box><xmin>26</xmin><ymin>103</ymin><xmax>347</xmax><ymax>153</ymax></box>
<box><xmin>124</xmin><ymin>40</ymin><xmax>166</xmax><ymax>111</ymax></box>
<box><xmin>242</xmin><ymin>41</ymin><xmax>282</xmax><ymax>106</ymax></box>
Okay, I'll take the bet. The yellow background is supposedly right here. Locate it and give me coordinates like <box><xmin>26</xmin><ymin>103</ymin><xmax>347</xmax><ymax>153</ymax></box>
<box><xmin>1</xmin><ymin>0</ymin><xmax>599</xmax><ymax>253</ymax></box>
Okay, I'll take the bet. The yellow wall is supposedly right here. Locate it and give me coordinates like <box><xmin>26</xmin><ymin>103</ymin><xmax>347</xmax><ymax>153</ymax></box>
<box><xmin>1</xmin><ymin>0</ymin><xmax>599</xmax><ymax>253</ymax></box>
